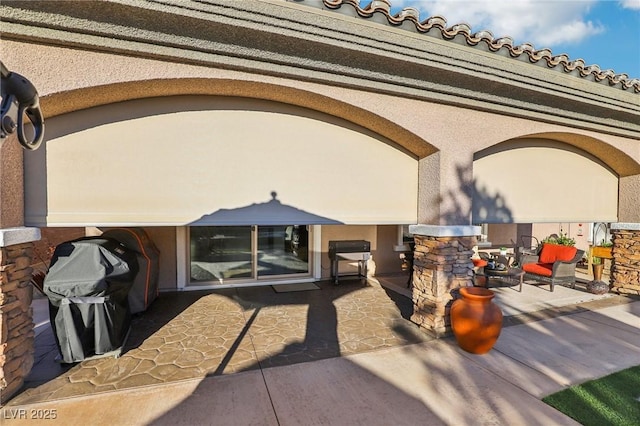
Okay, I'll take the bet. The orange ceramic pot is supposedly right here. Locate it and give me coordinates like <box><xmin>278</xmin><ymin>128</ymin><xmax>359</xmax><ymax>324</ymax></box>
<box><xmin>450</xmin><ymin>287</ymin><xmax>503</xmax><ymax>354</ymax></box>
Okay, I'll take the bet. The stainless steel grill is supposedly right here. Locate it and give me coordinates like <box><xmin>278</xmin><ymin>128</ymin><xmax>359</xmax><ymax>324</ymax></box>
<box><xmin>328</xmin><ymin>240</ymin><xmax>371</xmax><ymax>285</ymax></box>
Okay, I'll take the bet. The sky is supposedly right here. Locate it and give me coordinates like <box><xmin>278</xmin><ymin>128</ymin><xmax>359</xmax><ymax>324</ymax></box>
<box><xmin>389</xmin><ymin>0</ymin><xmax>640</xmax><ymax>80</ymax></box>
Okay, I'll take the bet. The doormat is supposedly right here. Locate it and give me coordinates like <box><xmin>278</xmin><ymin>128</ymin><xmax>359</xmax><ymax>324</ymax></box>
<box><xmin>272</xmin><ymin>283</ymin><xmax>320</xmax><ymax>293</ymax></box>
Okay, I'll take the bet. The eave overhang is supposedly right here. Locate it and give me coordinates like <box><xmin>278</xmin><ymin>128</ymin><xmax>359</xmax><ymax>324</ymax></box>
<box><xmin>1</xmin><ymin>0</ymin><xmax>638</xmax><ymax>138</ymax></box>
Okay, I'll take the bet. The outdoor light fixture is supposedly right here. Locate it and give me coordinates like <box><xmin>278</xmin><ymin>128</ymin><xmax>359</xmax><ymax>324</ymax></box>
<box><xmin>0</xmin><ymin>60</ymin><xmax>45</xmax><ymax>150</ymax></box>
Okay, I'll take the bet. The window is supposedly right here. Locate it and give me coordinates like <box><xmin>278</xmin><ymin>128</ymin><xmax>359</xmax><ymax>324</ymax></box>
<box><xmin>189</xmin><ymin>225</ymin><xmax>310</xmax><ymax>285</ymax></box>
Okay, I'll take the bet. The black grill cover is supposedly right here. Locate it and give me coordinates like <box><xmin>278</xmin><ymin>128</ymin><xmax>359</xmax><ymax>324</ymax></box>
<box><xmin>102</xmin><ymin>228</ymin><xmax>160</xmax><ymax>314</ymax></box>
<box><xmin>43</xmin><ymin>237</ymin><xmax>138</xmax><ymax>363</ymax></box>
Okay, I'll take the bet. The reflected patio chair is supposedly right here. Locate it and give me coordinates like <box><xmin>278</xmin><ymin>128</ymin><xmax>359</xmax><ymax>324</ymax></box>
<box><xmin>515</xmin><ymin>235</ymin><xmax>539</xmax><ymax>266</ymax></box>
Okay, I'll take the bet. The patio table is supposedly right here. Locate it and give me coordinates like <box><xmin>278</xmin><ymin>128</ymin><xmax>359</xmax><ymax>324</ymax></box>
<box><xmin>482</xmin><ymin>267</ymin><xmax>524</xmax><ymax>292</ymax></box>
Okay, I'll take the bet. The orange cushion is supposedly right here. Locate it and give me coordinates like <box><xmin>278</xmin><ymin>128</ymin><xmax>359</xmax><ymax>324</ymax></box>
<box><xmin>473</xmin><ymin>259</ymin><xmax>488</xmax><ymax>267</ymax></box>
<box><xmin>522</xmin><ymin>262</ymin><xmax>553</xmax><ymax>277</ymax></box>
<box><xmin>538</xmin><ymin>243</ymin><xmax>577</xmax><ymax>264</ymax></box>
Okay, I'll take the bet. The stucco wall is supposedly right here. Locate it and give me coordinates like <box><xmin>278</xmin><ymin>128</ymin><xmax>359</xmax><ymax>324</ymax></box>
<box><xmin>0</xmin><ymin>136</ymin><xmax>24</xmax><ymax>228</ymax></box>
<box><xmin>142</xmin><ymin>227</ymin><xmax>176</xmax><ymax>292</ymax></box>
<box><xmin>4</xmin><ymin>38</ymin><xmax>639</xmax><ymax>227</ymax></box>
<box><xmin>320</xmin><ymin>225</ymin><xmax>377</xmax><ymax>279</ymax></box>
<box><xmin>375</xmin><ymin>225</ymin><xmax>405</xmax><ymax>275</ymax></box>
<box><xmin>486</xmin><ymin>224</ymin><xmax>519</xmax><ymax>247</ymax></box>
<box><xmin>619</xmin><ymin>175</ymin><xmax>640</xmax><ymax>223</ymax></box>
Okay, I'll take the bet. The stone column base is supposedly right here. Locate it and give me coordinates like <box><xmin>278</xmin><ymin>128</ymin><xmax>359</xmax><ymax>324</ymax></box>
<box><xmin>610</xmin><ymin>224</ymin><xmax>640</xmax><ymax>295</ymax></box>
<box><xmin>1</xmin><ymin>227</ymin><xmax>41</xmax><ymax>404</ymax></box>
<box><xmin>408</xmin><ymin>225</ymin><xmax>480</xmax><ymax>337</ymax></box>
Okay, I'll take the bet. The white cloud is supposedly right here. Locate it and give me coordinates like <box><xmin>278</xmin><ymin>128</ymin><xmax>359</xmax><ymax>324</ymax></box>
<box><xmin>619</xmin><ymin>0</ymin><xmax>640</xmax><ymax>10</ymax></box>
<box><xmin>390</xmin><ymin>0</ymin><xmax>605</xmax><ymax>48</ymax></box>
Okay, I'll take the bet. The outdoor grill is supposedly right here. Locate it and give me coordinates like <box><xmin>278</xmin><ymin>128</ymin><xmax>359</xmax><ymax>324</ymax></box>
<box><xmin>43</xmin><ymin>237</ymin><xmax>138</xmax><ymax>363</ymax></box>
<box><xmin>328</xmin><ymin>240</ymin><xmax>371</xmax><ymax>284</ymax></box>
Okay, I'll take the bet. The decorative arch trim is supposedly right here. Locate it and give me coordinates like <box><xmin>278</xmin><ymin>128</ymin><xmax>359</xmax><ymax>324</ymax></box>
<box><xmin>40</xmin><ymin>78</ymin><xmax>437</xmax><ymax>159</ymax></box>
<box><xmin>514</xmin><ymin>132</ymin><xmax>640</xmax><ymax>177</ymax></box>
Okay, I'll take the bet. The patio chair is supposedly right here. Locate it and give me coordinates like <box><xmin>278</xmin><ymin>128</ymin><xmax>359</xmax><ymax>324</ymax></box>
<box><xmin>520</xmin><ymin>243</ymin><xmax>584</xmax><ymax>291</ymax></box>
<box><xmin>472</xmin><ymin>252</ymin><xmax>490</xmax><ymax>286</ymax></box>
<box><xmin>472</xmin><ymin>257</ymin><xmax>488</xmax><ymax>272</ymax></box>
<box><xmin>478</xmin><ymin>251</ymin><xmax>492</xmax><ymax>262</ymax></box>
<box><xmin>515</xmin><ymin>235</ymin><xmax>539</xmax><ymax>266</ymax></box>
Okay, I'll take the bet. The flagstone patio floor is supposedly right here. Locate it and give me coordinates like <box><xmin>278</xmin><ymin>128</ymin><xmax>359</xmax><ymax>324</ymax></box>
<box><xmin>9</xmin><ymin>274</ymin><xmax>633</xmax><ymax>407</ymax></box>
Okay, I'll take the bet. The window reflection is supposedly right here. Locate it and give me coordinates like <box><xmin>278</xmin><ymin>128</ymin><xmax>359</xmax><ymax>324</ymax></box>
<box><xmin>189</xmin><ymin>225</ymin><xmax>309</xmax><ymax>283</ymax></box>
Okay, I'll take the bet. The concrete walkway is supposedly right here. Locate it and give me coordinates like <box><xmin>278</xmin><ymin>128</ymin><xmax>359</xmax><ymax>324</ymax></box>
<box><xmin>2</xmin><ymin>287</ymin><xmax>638</xmax><ymax>425</ymax></box>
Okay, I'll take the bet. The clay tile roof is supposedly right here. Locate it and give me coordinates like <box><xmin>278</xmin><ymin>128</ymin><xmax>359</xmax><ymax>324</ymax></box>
<box><xmin>319</xmin><ymin>0</ymin><xmax>640</xmax><ymax>93</ymax></box>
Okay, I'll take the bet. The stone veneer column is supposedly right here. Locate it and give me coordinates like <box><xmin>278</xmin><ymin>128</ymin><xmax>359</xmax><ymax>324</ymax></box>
<box><xmin>0</xmin><ymin>227</ymin><xmax>41</xmax><ymax>404</ymax></box>
<box><xmin>609</xmin><ymin>223</ymin><xmax>640</xmax><ymax>296</ymax></box>
<box><xmin>408</xmin><ymin>224</ymin><xmax>481</xmax><ymax>337</ymax></box>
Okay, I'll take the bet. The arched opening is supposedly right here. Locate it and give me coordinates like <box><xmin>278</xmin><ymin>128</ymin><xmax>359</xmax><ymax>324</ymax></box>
<box><xmin>472</xmin><ymin>137</ymin><xmax>619</xmax><ymax>224</ymax></box>
<box><xmin>26</xmin><ymin>94</ymin><xmax>426</xmax><ymax>288</ymax></box>
<box><xmin>26</xmin><ymin>95</ymin><xmax>419</xmax><ymax>227</ymax></box>
<box><xmin>471</xmin><ymin>133</ymin><xmax>640</xmax><ymax>284</ymax></box>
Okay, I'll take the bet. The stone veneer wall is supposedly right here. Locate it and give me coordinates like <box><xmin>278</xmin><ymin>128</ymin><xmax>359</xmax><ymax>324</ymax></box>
<box><xmin>410</xmin><ymin>235</ymin><xmax>476</xmax><ymax>337</ymax></box>
<box><xmin>0</xmin><ymin>242</ymin><xmax>35</xmax><ymax>404</ymax></box>
<box><xmin>610</xmin><ymin>229</ymin><xmax>640</xmax><ymax>295</ymax></box>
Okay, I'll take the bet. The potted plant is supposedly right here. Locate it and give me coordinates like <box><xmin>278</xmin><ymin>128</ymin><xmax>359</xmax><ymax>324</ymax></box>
<box><xmin>587</xmin><ymin>255</ymin><xmax>608</xmax><ymax>294</ymax></box>
<box><xmin>591</xmin><ymin>256</ymin><xmax>604</xmax><ymax>281</ymax></box>
<box><xmin>588</xmin><ymin>239</ymin><xmax>612</xmax><ymax>293</ymax></box>
<box><xmin>542</xmin><ymin>232</ymin><xmax>576</xmax><ymax>247</ymax></box>
<box><xmin>592</xmin><ymin>240</ymin><xmax>613</xmax><ymax>259</ymax></box>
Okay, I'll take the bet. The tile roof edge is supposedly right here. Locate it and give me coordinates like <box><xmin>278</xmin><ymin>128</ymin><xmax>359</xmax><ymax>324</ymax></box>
<box><xmin>302</xmin><ymin>0</ymin><xmax>640</xmax><ymax>93</ymax></box>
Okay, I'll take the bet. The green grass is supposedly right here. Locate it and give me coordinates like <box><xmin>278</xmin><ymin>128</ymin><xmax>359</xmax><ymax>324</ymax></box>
<box><xmin>542</xmin><ymin>365</ymin><xmax>640</xmax><ymax>426</ymax></box>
